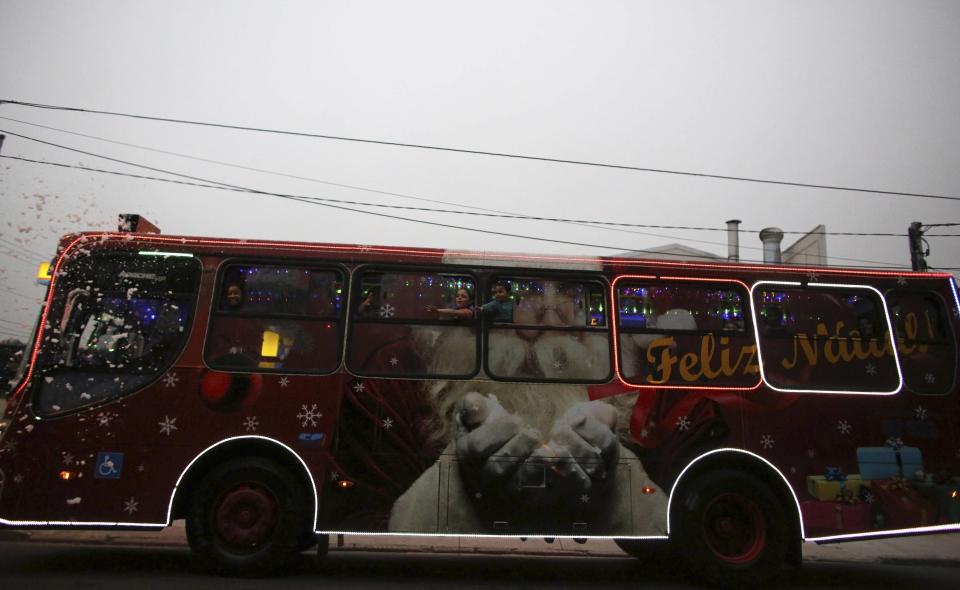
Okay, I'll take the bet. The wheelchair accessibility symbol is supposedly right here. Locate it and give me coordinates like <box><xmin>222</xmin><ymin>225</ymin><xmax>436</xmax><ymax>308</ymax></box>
<box><xmin>94</xmin><ymin>452</ymin><xmax>124</xmax><ymax>479</ymax></box>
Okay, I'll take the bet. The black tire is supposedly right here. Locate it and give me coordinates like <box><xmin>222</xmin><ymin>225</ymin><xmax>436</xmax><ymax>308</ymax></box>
<box><xmin>613</xmin><ymin>538</ymin><xmax>676</xmax><ymax>568</ymax></box>
<box><xmin>186</xmin><ymin>457</ymin><xmax>311</xmax><ymax>576</ymax></box>
<box><xmin>672</xmin><ymin>469</ymin><xmax>789</xmax><ymax>589</ymax></box>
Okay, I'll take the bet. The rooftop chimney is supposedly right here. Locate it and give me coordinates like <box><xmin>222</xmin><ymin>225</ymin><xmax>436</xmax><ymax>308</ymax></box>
<box><xmin>759</xmin><ymin>227</ymin><xmax>784</xmax><ymax>264</ymax></box>
<box><xmin>726</xmin><ymin>219</ymin><xmax>741</xmax><ymax>263</ymax></box>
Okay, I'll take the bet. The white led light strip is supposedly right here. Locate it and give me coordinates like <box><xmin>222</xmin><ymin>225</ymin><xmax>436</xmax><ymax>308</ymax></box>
<box><xmin>748</xmin><ymin>281</ymin><xmax>903</xmax><ymax>395</ymax></box>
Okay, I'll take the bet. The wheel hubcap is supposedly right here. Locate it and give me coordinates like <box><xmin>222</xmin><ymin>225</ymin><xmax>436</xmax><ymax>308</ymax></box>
<box><xmin>212</xmin><ymin>483</ymin><xmax>279</xmax><ymax>551</ymax></box>
<box><xmin>702</xmin><ymin>492</ymin><xmax>766</xmax><ymax>564</ymax></box>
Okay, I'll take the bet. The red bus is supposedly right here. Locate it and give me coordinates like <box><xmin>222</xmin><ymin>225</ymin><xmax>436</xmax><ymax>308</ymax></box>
<box><xmin>1</xmin><ymin>221</ymin><xmax>959</xmax><ymax>586</ymax></box>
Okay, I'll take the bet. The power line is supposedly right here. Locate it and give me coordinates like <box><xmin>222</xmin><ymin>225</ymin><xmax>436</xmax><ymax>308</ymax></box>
<box><xmin>0</xmin><ymin>237</ymin><xmax>45</xmax><ymax>260</ymax></box>
<box><xmin>0</xmin><ymin>287</ymin><xmax>43</xmax><ymax>301</ymax></box>
<box><xmin>2</xmin><ymin>99</ymin><xmax>958</xmax><ymax>203</ymax></box>
<box><xmin>0</xmin><ymin>148</ymin><xmax>917</xmax><ymax>270</ymax></box>
<box><xmin>5</xmin><ymin>117</ymin><xmax>952</xmax><ymax>239</ymax></box>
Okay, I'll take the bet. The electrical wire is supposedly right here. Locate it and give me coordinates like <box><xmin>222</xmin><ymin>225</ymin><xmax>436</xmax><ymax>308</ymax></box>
<box><xmin>2</xmin><ymin>99</ymin><xmax>958</xmax><ymax>202</ymax></box>
<box><xmin>4</xmin><ymin>116</ymin><xmax>954</xmax><ymax>239</ymax></box>
<box><xmin>0</xmin><ymin>136</ymin><xmax>925</xmax><ymax>269</ymax></box>
<box><xmin>1</xmin><ymin>152</ymin><xmax>919</xmax><ymax>271</ymax></box>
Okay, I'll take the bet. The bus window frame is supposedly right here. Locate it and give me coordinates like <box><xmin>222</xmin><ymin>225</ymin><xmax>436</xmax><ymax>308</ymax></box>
<box><xmin>203</xmin><ymin>258</ymin><xmax>348</xmax><ymax>376</ymax></box>
<box><xmin>345</xmin><ymin>263</ymin><xmax>481</xmax><ymax>379</ymax></box>
<box><xmin>883</xmin><ymin>286</ymin><xmax>958</xmax><ymax>396</ymax></box>
<box><xmin>612</xmin><ymin>275</ymin><xmax>759</xmax><ymax>390</ymax></box>
<box><xmin>33</xmin><ymin>251</ymin><xmax>203</xmax><ymax>417</ymax></box>
<box><xmin>749</xmin><ymin>280</ymin><xmax>904</xmax><ymax>396</ymax></box>
<box><xmin>481</xmin><ymin>272</ymin><xmax>613</xmax><ymax>384</ymax></box>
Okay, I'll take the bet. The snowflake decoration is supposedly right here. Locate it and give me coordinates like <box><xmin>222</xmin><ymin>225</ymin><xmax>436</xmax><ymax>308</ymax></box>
<box><xmin>553</xmin><ymin>359</ymin><xmax>564</xmax><ymax>370</ymax></box>
<box><xmin>13</xmin><ymin>474</ymin><xmax>24</xmax><ymax>485</ymax></box>
<box><xmin>62</xmin><ymin>452</ymin><xmax>75</xmax><ymax>466</ymax></box>
<box><xmin>886</xmin><ymin>436</ymin><xmax>904</xmax><ymax>450</ymax></box>
<box><xmin>760</xmin><ymin>434</ymin><xmax>775</xmax><ymax>449</ymax></box>
<box><xmin>137</xmin><ymin>464</ymin><xmax>145</xmax><ymax>473</ymax></box>
<box><xmin>158</xmin><ymin>416</ymin><xmax>178</xmax><ymax>436</ymax></box>
<box><xmin>382</xmin><ymin>417</ymin><xmax>394</xmax><ymax>430</ymax></box>
<box><xmin>329</xmin><ymin>471</ymin><xmax>340</xmax><ymax>482</ymax></box>
<box><xmin>278</xmin><ymin>376</ymin><xmax>290</xmax><ymax>388</ymax></box>
<box><xmin>639</xmin><ymin>427</ymin><xmax>649</xmax><ymax>439</ymax></box>
<box><xmin>389</xmin><ymin>357</ymin><xmax>399</xmax><ymax>367</ymax></box>
<box><xmin>297</xmin><ymin>404</ymin><xmax>322</xmax><ymax>427</ymax></box>
<box><xmin>378</xmin><ymin>303</ymin><xmax>395</xmax><ymax>318</ymax></box>
<box><xmin>837</xmin><ymin>420</ymin><xmax>852</xmax><ymax>435</ymax></box>
<box><xmin>915</xmin><ymin>405</ymin><xmax>929</xmax><ymax>421</ymax></box>
<box><xmin>161</xmin><ymin>372</ymin><xmax>179</xmax><ymax>388</ymax></box>
<box><xmin>862</xmin><ymin>489</ymin><xmax>876</xmax><ymax>504</ymax></box>
<box><xmin>865</xmin><ymin>363</ymin><xmax>878</xmax><ymax>376</ymax></box>
<box><xmin>352</xmin><ymin>381</ymin><xmax>366</xmax><ymax>393</ymax></box>
<box><xmin>924</xmin><ymin>372</ymin><xmax>936</xmax><ymax>384</ymax></box>
<box><xmin>789</xmin><ymin>466</ymin><xmax>797</xmax><ymax>474</ymax></box>
<box><xmin>95</xmin><ymin>411</ymin><xmax>114</xmax><ymax>428</ymax></box>
<box><xmin>676</xmin><ymin>416</ymin><xmax>691</xmax><ymax>432</ymax></box>
<box><xmin>896</xmin><ymin>276</ymin><xmax>908</xmax><ymax>286</ymax></box>
<box><xmin>123</xmin><ymin>497</ymin><xmax>139</xmax><ymax>515</ymax></box>
<box><xmin>806</xmin><ymin>272</ymin><xmax>819</xmax><ymax>282</ymax></box>
<box><xmin>475</xmin><ymin>492</ymin><xmax>483</xmax><ymax>500</ymax></box>
<box><xmin>243</xmin><ymin>416</ymin><xmax>259</xmax><ymax>432</ymax></box>
<box><xmin>581</xmin><ymin>494</ymin><xmax>590</xmax><ymax>504</ymax></box>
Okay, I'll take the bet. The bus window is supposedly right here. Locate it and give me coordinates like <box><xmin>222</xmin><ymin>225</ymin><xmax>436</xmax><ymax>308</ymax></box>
<box><xmin>752</xmin><ymin>285</ymin><xmax>900</xmax><ymax>393</ymax></box>
<box><xmin>205</xmin><ymin>265</ymin><xmax>344</xmax><ymax>373</ymax></box>
<box><xmin>484</xmin><ymin>277</ymin><xmax>610</xmax><ymax>382</ymax></box>
<box><xmin>615</xmin><ymin>281</ymin><xmax>755</xmax><ymax>387</ymax></box>
<box><xmin>886</xmin><ymin>289</ymin><xmax>956</xmax><ymax>395</ymax></box>
<box><xmin>34</xmin><ymin>252</ymin><xmax>201</xmax><ymax>416</ymax></box>
<box><xmin>347</xmin><ymin>269</ymin><xmax>478</xmax><ymax>378</ymax></box>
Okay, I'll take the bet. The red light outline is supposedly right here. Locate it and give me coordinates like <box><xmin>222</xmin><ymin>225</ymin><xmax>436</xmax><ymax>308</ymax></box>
<box><xmin>610</xmin><ymin>274</ymin><xmax>763</xmax><ymax>392</ymax></box>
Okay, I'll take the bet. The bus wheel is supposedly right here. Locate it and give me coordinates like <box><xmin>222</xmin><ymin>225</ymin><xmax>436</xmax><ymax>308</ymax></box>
<box><xmin>186</xmin><ymin>457</ymin><xmax>309</xmax><ymax>575</ymax></box>
<box><xmin>673</xmin><ymin>469</ymin><xmax>788</xmax><ymax>589</ymax></box>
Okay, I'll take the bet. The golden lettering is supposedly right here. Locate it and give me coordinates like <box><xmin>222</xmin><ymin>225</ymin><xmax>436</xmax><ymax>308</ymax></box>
<box><xmin>699</xmin><ymin>334</ymin><xmax>722</xmax><ymax>379</ymax></box>
<box><xmin>679</xmin><ymin>352</ymin><xmax>701</xmax><ymax>382</ymax></box>
<box><xmin>782</xmin><ymin>333</ymin><xmax>818</xmax><ymax>369</ymax></box>
<box><xmin>645</xmin><ymin>337</ymin><xmax>677</xmax><ymax>384</ymax></box>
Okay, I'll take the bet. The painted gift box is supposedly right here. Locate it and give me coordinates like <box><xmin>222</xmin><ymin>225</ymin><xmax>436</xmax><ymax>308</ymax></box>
<box><xmin>909</xmin><ymin>479</ymin><xmax>960</xmax><ymax>524</ymax></box>
<box><xmin>806</xmin><ymin>474</ymin><xmax>870</xmax><ymax>501</ymax></box>
<box><xmin>801</xmin><ymin>500</ymin><xmax>873</xmax><ymax>533</ymax></box>
<box><xmin>856</xmin><ymin>446</ymin><xmax>923</xmax><ymax>480</ymax></box>
<box><xmin>872</xmin><ymin>478</ymin><xmax>937</xmax><ymax>528</ymax></box>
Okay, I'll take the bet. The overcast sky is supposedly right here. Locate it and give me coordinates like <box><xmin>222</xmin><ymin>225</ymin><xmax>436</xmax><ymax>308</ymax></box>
<box><xmin>1</xmin><ymin>1</ymin><xmax>959</xmax><ymax>342</ymax></box>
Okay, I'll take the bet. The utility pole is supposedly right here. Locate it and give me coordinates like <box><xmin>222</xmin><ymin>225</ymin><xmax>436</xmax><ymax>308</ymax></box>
<box><xmin>908</xmin><ymin>221</ymin><xmax>929</xmax><ymax>271</ymax></box>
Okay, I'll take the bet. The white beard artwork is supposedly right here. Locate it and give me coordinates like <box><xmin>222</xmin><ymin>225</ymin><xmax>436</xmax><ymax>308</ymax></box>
<box><xmin>388</xmin><ymin>322</ymin><xmax>668</xmax><ymax>536</ymax></box>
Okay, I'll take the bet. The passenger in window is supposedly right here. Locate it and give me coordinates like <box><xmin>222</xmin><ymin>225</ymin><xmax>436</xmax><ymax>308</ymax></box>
<box><xmin>224</xmin><ymin>283</ymin><xmax>245</xmax><ymax>310</ymax></box>
<box><xmin>357</xmin><ymin>289</ymin><xmax>378</xmax><ymax>317</ymax></box>
<box><xmin>477</xmin><ymin>282</ymin><xmax>513</xmax><ymax>322</ymax></box>
<box><xmin>855</xmin><ymin>314</ymin><xmax>878</xmax><ymax>340</ymax></box>
<box><xmin>426</xmin><ymin>288</ymin><xmax>475</xmax><ymax>319</ymax></box>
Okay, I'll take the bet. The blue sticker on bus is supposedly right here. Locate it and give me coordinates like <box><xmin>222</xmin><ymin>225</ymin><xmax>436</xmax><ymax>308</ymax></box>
<box><xmin>297</xmin><ymin>433</ymin><xmax>324</xmax><ymax>446</ymax></box>
<box><xmin>95</xmin><ymin>452</ymin><xmax>124</xmax><ymax>479</ymax></box>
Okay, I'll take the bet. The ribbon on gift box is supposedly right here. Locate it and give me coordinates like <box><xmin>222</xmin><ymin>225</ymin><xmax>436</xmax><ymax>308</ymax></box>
<box><xmin>888</xmin><ymin>476</ymin><xmax>908</xmax><ymax>493</ymax></box>
<box><xmin>825</xmin><ymin>467</ymin><xmax>850</xmax><ymax>499</ymax></box>
<box><xmin>825</xmin><ymin>467</ymin><xmax>846</xmax><ymax>482</ymax></box>
<box><xmin>835</xmin><ymin>488</ymin><xmax>857</xmax><ymax>504</ymax></box>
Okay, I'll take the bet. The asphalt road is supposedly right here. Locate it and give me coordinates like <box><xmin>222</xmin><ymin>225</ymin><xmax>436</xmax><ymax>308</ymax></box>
<box><xmin>0</xmin><ymin>541</ymin><xmax>958</xmax><ymax>589</ymax></box>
